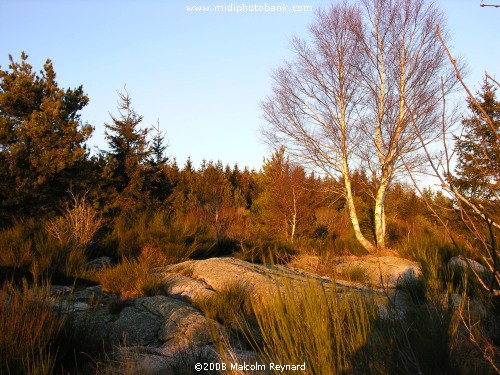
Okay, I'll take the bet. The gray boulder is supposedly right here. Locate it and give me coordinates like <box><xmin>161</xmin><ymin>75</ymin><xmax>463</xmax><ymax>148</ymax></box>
<box><xmin>448</xmin><ymin>255</ymin><xmax>488</xmax><ymax>275</ymax></box>
<box><xmin>157</xmin><ymin>257</ymin><xmax>333</xmax><ymax>302</ymax></box>
<box><xmin>334</xmin><ymin>255</ymin><xmax>421</xmax><ymax>288</ymax></box>
<box><xmin>85</xmin><ymin>256</ymin><xmax>112</xmax><ymax>270</ymax></box>
<box><xmin>67</xmin><ymin>294</ymin><xmax>220</xmax><ymax>373</ymax></box>
<box><xmin>61</xmin><ymin>256</ymin><xmax>424</xmax><ymax>372</ymax></box>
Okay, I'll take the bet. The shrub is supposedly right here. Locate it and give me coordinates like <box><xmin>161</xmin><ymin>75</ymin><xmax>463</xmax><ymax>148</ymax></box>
<box><xmin>46</xmin><ymin>193</ymin><xmax>102</xmax><ymax>252</ymax></box>
<box><xmin>102</xmin><ymin>211</ymin><xmax>217</xmax><ymax>262</ymax></box>
<box><xmin>0</xmin><ymin>218</ymin><xmax>89</xmax><ymax>278</ymax></box>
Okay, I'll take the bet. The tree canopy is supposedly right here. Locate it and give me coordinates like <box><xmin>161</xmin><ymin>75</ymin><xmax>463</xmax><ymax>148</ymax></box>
<box><xmin>455</xmin><ymin>78</ymin><xmax>500</xmax><ymax>200</ymax></box>
<box><xmin>0</xmin><ymin>52</ymin><xmax>92</xmax><ymax>217</ymax></box>
<box><xmin>262</xmin><ymin>0</ymin><xmax>455</xmax><ymax>252</ymax></box>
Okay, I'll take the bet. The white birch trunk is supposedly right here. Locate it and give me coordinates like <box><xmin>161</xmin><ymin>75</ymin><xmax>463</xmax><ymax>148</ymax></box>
<box><xmin>344</xmin><ymin>169</ymin><xmax>377</xmax><ymax>253</ymax></box>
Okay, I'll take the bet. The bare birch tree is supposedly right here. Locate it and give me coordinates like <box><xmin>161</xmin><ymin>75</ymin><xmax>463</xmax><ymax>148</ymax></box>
<box><xmin>404</xmin><ymin>26</ymin><xmax>499</xmax><ymax>295</ymax></box>
<box><xmin>262</xmin><ymin>0</ymin><xmax>455</xmax><ymax>253</ymax></box>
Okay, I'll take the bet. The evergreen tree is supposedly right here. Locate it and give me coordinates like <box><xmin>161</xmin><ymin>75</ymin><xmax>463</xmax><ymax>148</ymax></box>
<box><xmin>103</xmin><ymin>89</ymin><xmax>149</xmax><ymax>214</ymax></box>
<box><xmin>198</xmin><ymin>161</ymin><xmax>244</xmax><ymax>244</ymax></box>
<box><xmin>0</xmin><ymin>52</ymin><xmax>92</xmax><ymax>217</ymax></box>
<box><xmin>148</xmin><ymin>119</ymin><xmax>168</xmax><ymax>167</ymax></box>
<box><xmin>146</xmin><ymin>119</ymin><xmax>172</xmax><ymax>204</ymax></box>
<box><xmin>455</xmin><ymin>78</ymin><xmax>500</xmax><ymax>199</ymax></box>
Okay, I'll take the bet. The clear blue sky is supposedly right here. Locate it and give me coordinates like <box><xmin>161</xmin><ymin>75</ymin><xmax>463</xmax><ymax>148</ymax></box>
<box><xmin>1</xmin><ymin>0</ymin><xmax>499</xmax><ymax>170</ymax></box>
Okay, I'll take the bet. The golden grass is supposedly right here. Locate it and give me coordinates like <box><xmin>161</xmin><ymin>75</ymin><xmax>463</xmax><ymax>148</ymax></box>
<box><xmin>0</xmin><ymin>279</ymin><xmax>66</xmax><ymax>375</ymax></box>
<box><xmin>251</xmin><ymin>278</ymin><xmax>375</xmax><ymax>374</ymax></box>
<box><xmin>97</xmin><ymin>257</ymin><xmax>164</xmax><ymax>298</ymax></box>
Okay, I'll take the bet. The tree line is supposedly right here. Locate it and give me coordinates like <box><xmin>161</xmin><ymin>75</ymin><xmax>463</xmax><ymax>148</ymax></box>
<box><xmin>0</xmin><ymin>52</ymin><xmax>495</xmax><ymax>261</ymax></box>
<box><xmin>0</xmin><ymin>0</ymin><xmax>497</xmax><ymax>277</ymax></box>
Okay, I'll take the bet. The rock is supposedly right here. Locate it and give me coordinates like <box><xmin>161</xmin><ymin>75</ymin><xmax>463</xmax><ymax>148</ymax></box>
<box><xmin>85</xmin><ymin>256</ymin><xmax>112</xmax><ymax>270</ymax></box>
<box><xmin>334</xmin><ymin>256</ymin><xmax>421</xmax><ymax>288</ymax></box>
<box><xmin>63</xmin><ymin>293</ymin><xmax>222</xmax><ymax>373</ymax></box>
<box><xmin>158</xmin><ymin>257</ymin><xmax>333</xmax><ymax>302</ymax></box>
<box><xmin>62</xmin><ymin>256</ymin><xmax>422</xmax><ymax>371</ymax></box>
<box><xmin>69</xmin><ymin>295</ymin><xmax>219</xmax><ymax>367</ymax></box>
<box><xmin>448</xmin><ymin>255</ymin><xmax>488</xmax><ymax>275</ymax></box>
<box><xmin>50</xmin><ymin>285</ymin><xmax>112</xmax><ymax>312</ymax></box>
<box><xmin>49</xmin><ymin>285</ymin><xmax>72</xmax><ymax>297</ymax></box>
<box><xmin>159</xmin><ymin>272</ymin><xmax>216</xmax><ymax>302</ymax></box>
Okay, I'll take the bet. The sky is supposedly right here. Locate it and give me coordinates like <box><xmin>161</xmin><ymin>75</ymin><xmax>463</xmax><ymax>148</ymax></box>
<box><xmin>1</xmin><ymin>0</ymin><xmax>499</xmax><ymax>171</ymax></box>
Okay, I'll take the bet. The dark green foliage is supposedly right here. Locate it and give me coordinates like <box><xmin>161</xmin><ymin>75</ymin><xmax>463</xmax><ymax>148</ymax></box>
<box><xmin>102</xmin><ymin>89</ymin><xmax>150</xmax><ymax>215</ymax></box>
<box><xmin>145</xmin><ymin>120</ymin><xmax>173</xmax><ymax>205</ymax></box>
<box><xmin>148</xmin><ymin>119</ymin><xmax>169</xmax><ymax>167</ymax></box>
<box><xmin>0</xmin><ymin>52</ymin><xmax>92</xmax><ymax>218</ymax></box>
<box><xmin>455</xmin><ymin>78</ymin><xmax>500</xmax><ymax>199</ymax></box>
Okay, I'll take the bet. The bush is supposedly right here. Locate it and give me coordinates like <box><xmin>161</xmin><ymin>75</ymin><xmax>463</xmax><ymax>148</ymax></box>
<box><xmin>0</xmin><ymin>217</ymin><xmax>91</xmax><ymax>278</ymax></box>
<box><xmin>45</xmin><ymin>194</ymin><xmax>102</xmax><ymax>252</ymax></box>
<box><xmin>102</xmin><ymin>211</ymin><xmax>217</xmax><ymax>262</ymax></box>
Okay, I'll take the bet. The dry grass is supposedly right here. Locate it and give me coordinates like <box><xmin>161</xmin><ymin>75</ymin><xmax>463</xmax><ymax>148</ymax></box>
<box><xmin>286</xmin><ymin>253</ymin><xmax>334</xmax><ymax>276</ymax></box>
<box><xmin>97</xmin><ymin>252</ymin><xmax>166</xmax><ymax>298</ymax></box>
<box><xmin>251</xmin><ymin>279</ymin><xmax>375</xmax><ymax>374</ymax></box>
<box><xmin>0</xmin><ymin>219</ymin><xmax>35</xmax><ymax>269</ymax></box>
<box><xmin>46</xmin><ymin>193</ymin><xmax>102</xmax><ymax>251</ymax></box>
<box><xmin>0</xmin><ymin>279</ymin><xmax>66</xmax><ymax>375</ymax></box>
<box><xmin>339</xmin><ymin>264</ymin><xmax>370</xmax><ymax>283</ymax></box>
<box><xmin>195</xmin><ymin>282</ymin><xmax>255</xmax><ymax>342</ymax></box>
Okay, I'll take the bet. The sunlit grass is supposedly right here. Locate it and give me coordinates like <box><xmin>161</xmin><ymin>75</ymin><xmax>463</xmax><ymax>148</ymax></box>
<box><xmin>0</xmin><ymin>279</ymin><xmax>66</xmax><ymax>375</ymax></box>
<box><xmin>97</xmin><ymin>256</ymin><xmax>165</xmax><ymax>298</ymax></box>
<box><xmin>250</xmin><ymin>278</ymin><xmax>375</xmax><ymax>374</ymax></box>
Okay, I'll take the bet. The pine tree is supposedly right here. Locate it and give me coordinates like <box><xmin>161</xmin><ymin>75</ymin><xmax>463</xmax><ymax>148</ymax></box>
<box><xmin>146</xmin><ymin>119</ymin><xmax>172</xmax><ymax>205</ymax></box>
<box><xmin>148</xmin><ymin>119</ymin><xmax>168</xmax><ymax>167</ymax></box>
<box><xmin>0</xmin><ymin>52</ymin><xmax>92</xmax><ymax>217</ymax></box>
<box><xmin>455</xmin><ymin>78</ymin><xmax>500</xmax><ymax>200</ymax></box>
<box><xmin>198</xmin><ymin>161</ymin><xmax>243</xmax><ymax>244</ymax></box>
<box><xmin>103</xmin><ymin>89</ymin><xmax>149</xmax><ymax>214</ymax></box>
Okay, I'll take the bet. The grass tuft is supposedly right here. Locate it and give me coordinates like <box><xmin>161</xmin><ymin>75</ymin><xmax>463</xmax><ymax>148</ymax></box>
<box><xmin>97</xmin><ymin>256</ymin><xmax>165</xmax><ymax>298</ymax></box>
<box><xmin>251</xmin><ymin>278</ymin><xmax>375</xmax><ymax>374</ymax></box>
<box><xmin>0</xmin><ymin>278</ymin><xmax>66</xmax><ymax>375</ymax></box>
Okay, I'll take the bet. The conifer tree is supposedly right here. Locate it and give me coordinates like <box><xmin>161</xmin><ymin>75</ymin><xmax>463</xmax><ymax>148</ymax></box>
<box><xmin>103</xmin><ymin>89</ymin><xmax>149</xmax><ymax>214</ymax></box>
<box><xmin>0</xmin><ymin>52</ymin><xmax>92</xmax><ymax>217</ymax></box>
<box><xmin>148</xmin><ymin>119</ymin><xmax>169</xmax><ymax>167</ymax></box>
<box><xmin>146</xmin><ymin>119</ymin><xmax>172</xmax><ymax>205</ymax></box>
<box><xmin>455</xmin><ymin>78</ymin><xmax>500</xmax><ymax>200</ymax></box>
<box><xmin>198</xmin><ymin>161</ymin><xmax>236</xmax><ymax>243</ymax></box>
